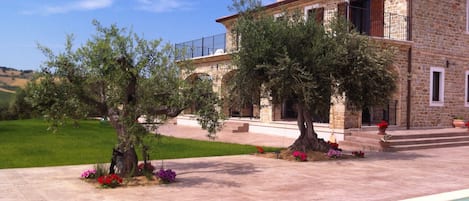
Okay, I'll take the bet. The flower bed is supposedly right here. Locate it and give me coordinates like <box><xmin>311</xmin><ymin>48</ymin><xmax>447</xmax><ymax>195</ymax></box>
<box><xmin>81</xmin><ymin>164</ymin><xmax>177</xmax><ymax>188</ymax></box>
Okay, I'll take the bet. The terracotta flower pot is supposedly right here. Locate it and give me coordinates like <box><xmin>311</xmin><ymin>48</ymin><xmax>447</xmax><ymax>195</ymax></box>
<box><xmin>378</xmin><ymin>127</ymin><xmax>387</xmax><ymax>135</ymax></box>
<box><xmin>453</xmin><ymin>119</ymin><xmax>465</xmax><ymax>128</ymax></box>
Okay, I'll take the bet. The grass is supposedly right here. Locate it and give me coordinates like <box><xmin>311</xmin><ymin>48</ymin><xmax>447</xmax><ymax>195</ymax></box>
<box><xmin>0</xmin><ymin>119</ymin><xmax>279</xmax><ymax>169</ymax></box>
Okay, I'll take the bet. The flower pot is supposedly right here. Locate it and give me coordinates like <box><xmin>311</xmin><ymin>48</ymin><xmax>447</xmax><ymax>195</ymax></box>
<box><xmin>453</xmin><ymin>119</ymin><xmax>465</xmax><ymax>128</ymax></box>
<box><xmin>378</xmin><ymin>127</ymin><xmax>387</xmax><ymax>135</ymax></box>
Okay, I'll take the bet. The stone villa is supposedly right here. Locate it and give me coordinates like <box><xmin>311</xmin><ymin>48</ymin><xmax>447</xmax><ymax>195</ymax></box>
<box><xmin>174</xmin><ymin>0</ymin><xmax>469</xmax><ymax>143</ymax></box>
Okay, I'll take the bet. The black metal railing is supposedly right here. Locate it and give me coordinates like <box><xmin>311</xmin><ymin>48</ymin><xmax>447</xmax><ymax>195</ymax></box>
<box><xmin>362</xmin><ymin>100</ymin><xmax>398</xmax><ymax>126</ymax></box>
<box><xmin>328</xmin><ymin>5</ymin><xmax>410</xmax><ymax>41</ymax></box>
<box><xmin>175</xmin><ymin>33</ymin><xmax>226</xmax><ymax>60</ymax></box>
<box><xmin>177</xmin><ymin>6</ymin><xmax>409</xmax><ymax>60</ymax></box>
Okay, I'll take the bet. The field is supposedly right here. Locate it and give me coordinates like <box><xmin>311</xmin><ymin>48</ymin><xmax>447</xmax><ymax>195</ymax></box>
<box><xmin>0</xmin><ymin>67</ymin><xmax>34</xmax><ymax>94</ymax></box>
<box><xmin>0</xmin><ymin>119</ymin><xmax>277</xmax><ymax>169</ymax></box>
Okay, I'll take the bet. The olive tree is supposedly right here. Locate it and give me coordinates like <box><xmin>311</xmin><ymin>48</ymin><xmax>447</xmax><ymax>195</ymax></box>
<box><xmin>230</xmin><ymin>0</ymin><xmax>396</xmax><ymax>152</ymax></box>
<box><xmin>28</xmin><ymin>20</ymin><xmax>221</xmax><ymax>176</ymax></box>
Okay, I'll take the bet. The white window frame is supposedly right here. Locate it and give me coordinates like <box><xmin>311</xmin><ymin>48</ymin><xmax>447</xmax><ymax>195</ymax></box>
<box><xmin>274</xmin><ymin>12</ymin><xmax>285</xmax><ymax>21</ymax></box>
<box><xmin>429</xmin><ymin>67</ymin><xmax>445</xmax><ymax>107</ymax></box>
<box><xmin>465</xmin><ymin>71</ymin><xmax>469</xmax><ymax>107</ymax></box>
<box><xmin>304</xmin><ymin>4</ymin><xmax>320</xmax><ymax>21</ymax></box>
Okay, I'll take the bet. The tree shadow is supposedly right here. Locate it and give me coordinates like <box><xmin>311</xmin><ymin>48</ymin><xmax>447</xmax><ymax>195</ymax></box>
<box><xmin>169</xmin><ymin>161</ymin><xmax>261</xmax><ymax>176</ymax></box>
<box><xmin>154</xmin><ymin>160</ymin><xmax>261</xmax><ymax>188</ymax></box>
<box><xmin>357</xmin><ymin>151</ymin><xmax>431</xmax><ymax>161</ymax></box>
<box><xmin>173</xmin><ymin>176</ymin><xmax>241</xmax><ymax>188</ymax></box>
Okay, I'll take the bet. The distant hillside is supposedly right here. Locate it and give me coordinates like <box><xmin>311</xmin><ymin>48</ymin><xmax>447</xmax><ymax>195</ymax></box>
<box><xmin>0</xmin><ymin>66</ymin><xmax>35</xmax><ymax>94</ymax></box>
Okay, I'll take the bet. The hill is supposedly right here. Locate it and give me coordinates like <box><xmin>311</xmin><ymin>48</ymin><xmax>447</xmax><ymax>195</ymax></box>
<box><xmin>0</xmin><ymin>66</ymin><xmax>35</xmax><ymax>94</ymax></box>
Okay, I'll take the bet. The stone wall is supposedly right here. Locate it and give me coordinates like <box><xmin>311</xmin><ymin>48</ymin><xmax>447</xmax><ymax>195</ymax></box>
<box><xmin>409</xmin><ymin>0</ymin><xmax>469</xmax><ymax>127</ymax></box>
<box><xmin>191</xmin><ymin>0</ymin><xmax>469</xmax><ymax>129</ymax></box>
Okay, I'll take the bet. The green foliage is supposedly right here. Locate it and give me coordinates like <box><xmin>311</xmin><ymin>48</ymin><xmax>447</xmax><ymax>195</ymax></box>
<box><xmin>0</xmin><ymin>119</ymin><xmax>278</xmax><ymax>169</ymax></box>
<box><xmin>27</xmin><ymin>20</ymin><xmax>222</xmax><ymax>165</ymax></box>
<box><xmin>230</xmin><ymin>2</ymin><xmax>396</xmax><ymax>115</ymax></box>
<box><xmin>94</xmin><ymin>163</ymin><xmax>109</xmax><ymax>178</ymax></box>
<box><xmin>0</xmin><ymin>91</ymin><xmax>12</xmax><ymax>106</ymax></box>
<box><xmin>8</xmin><ymin>87</ymin><xmax>35</xmax><ymax>119</ymax></box>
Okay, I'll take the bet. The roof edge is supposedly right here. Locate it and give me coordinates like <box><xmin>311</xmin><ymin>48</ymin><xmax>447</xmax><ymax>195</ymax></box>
<box><xmin>215</xmin><ymin>0</ymin><xmax>299</xmax><ymax>23</ymax></box>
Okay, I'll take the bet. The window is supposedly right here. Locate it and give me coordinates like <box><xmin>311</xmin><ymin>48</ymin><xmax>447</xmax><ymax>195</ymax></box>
<box><xmin>304</xmin><ymin>5</ymin><xmax>324</xmax><ymax>24</ymax></box>
<box><xmin>338</xmin><ymin>0</ymin><xmax>384</xmax><ymax>37</ymax></box>
<box><xmin>430</xmin><ymin>67</ymin><xmax>445</xmax><ymax>106</ymax></box>
<box><xmin>465</xmin><ymin>71</ymin><xmax>469</xmax><ymax>107</ymax></box>
<box><xmin>274</xmin><ymin>12</ymin><xmax>285</xmax><ymax>21</ymax></box>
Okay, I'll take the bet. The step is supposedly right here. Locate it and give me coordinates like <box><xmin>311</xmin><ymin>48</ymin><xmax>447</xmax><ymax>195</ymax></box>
<box><xmin>344</xmin><ymin>136</ymin><xmax>382</xmax><ymax>145</ymax></box>
<box><xmin>339</xmin><ymin>141</ymin><xmax>383</xmax><ymax>152</ymax></box>
<box><xmin>389</xmin><ymin>136</ymin><xmax>469</xmax><ymax>146</ymax></box>
<box><xmin>389</xmin><ymin>132</ymin><xmax>469</xmax><ymax>140</ymax></box>
<box><xmin>223</xmin><ymin>122</ymin><xmax>249</xmax><ymax>133</ymax></box>
<box><xmin>387</xmin><ymin>141</ymin><xmax>469</xmax><ymax>151</ymax></box>
<box><xmin>347</xmin><ymin>132</ymin><xmax>384</xmax><ymax>140</ymax></box>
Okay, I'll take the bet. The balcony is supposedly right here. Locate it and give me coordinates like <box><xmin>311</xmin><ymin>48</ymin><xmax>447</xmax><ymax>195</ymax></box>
<box><xmin>333</xmin><ymin>5</ymin><xmax>410</xmax><ymax>41</ymax></box>
<box><xmin>177</xmin><ymin>5</ymin><xmax>410</xmax><ymax>60</ymax></box>
<box><xmin>175</xmin><ymin>33</ymin><xmax>226</xmax><ymax>60</ymax></box>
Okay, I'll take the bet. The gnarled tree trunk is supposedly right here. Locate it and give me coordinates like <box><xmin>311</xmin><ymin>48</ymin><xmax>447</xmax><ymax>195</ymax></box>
<box><xmin>107</xmin><ymin>109</ymin><xmax>139</xmax><ymax>177</ymax></box>
<box><xmin>289</xmin><ymin>103</ymin><xmax>330</xmax><ymax>152</ymax></box>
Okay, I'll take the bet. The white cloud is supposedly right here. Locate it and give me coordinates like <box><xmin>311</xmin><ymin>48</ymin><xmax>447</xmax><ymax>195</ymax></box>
<box><xmin>135</xmin><ymin>0</ymin><xmax>193</xmax><ymax>13</ymax></box>
<box><xmin>22</xmin><ymin>0</ymin><xmax>114</xmax><ymax>15</ymax></box>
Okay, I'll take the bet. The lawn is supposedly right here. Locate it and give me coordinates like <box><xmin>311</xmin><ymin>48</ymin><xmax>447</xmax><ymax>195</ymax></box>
<box><xmin>0</xmin><ymin>119</ymin><xmax>278</xmax><ymax>169</ymax></box>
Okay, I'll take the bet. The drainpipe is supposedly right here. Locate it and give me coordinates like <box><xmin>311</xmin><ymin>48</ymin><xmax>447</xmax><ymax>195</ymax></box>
<box><xmin>406</xmin><ymin>48</ymin><xmax>412</xmax><ymax>130</ymax></box>
<box><xmin>406</xmin><ymin>0</ymin><xmax>413</xmax><ymax>130</ymax></box>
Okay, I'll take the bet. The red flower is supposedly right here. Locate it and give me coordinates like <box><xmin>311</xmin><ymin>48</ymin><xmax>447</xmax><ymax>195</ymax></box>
<box><xmin>256</xmin><ymin>146</ymin><xmax>265</xmax><ymax>154</ymax></box>
<box><xmin>465</xmin><ymin>121</ymin><xmax>469</xmax><ymax>128</ymax></box>
<box><xmin>377</xmin><ymin>120</ymin><xmax>388</xmax><ymax>129</ymax></box>
<box><xmin>352</xmin><ymin>151</ymin><xmax>365</xmax><ymax>158</ymax></box>
<box><xmin>292</xmin><ymin>151</ymin><xmax>307</xmax><ymax>161</ymax></box>
<box><xmin>328</xmin><ymin>142</ymin><xmax>339</xmax><ymax>150</ymax></box>
<box><xmin>97</xmin><ymin>174</ymin><xmax>122</xmax><ymax>188</ymax></box>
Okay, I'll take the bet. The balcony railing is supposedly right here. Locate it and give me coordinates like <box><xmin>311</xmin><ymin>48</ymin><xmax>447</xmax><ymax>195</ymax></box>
<box><xmin>175</xmin><ymin>33</ymin><xmax>226</xmax><ymax>60</ymax></box>
<box><xmin>177</xmin><ymin>6</ymin><xmax>409</xmax><ymax>60</ymax></box>
<box><xmin>330</xmin><ymin>5</ymin><xmax>410</xmax><ymax>41</ymax></box>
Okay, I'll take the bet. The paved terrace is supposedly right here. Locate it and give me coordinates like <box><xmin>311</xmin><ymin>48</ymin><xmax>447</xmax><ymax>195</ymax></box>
<box><xmin>1</xmin><ymin>125</ymin><xmax>469</xmax><ymax>201</ymax></box>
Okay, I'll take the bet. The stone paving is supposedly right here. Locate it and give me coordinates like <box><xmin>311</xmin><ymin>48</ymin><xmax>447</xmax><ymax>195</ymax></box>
<box><xmin>1</xmin><ymin>125</ymin><xmax>469</xmax><ymax>201</ymax></box>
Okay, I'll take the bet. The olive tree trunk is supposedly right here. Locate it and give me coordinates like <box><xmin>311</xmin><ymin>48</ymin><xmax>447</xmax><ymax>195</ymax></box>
<box><xmin>289</xmin><ymin>103</ymin><xmax>330</xmax><ymax>152</ymax></box>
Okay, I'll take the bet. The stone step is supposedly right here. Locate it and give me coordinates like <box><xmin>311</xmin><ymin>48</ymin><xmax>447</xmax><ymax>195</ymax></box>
<box><xmin>223</xmin><ymin>122</ymin><xmax>249</xmax><ymax>133</ymax></box>
<box><xmin>387</xmin><ymin>141</ymin><xmax>469</xmax><ymax>151</ymax></box>
<box><xmin>344</xmin><ymin>129</ymin><xmax>469</xmax><ymax>152</ymax></box>
<box><xmin>347</xmin><ymin>132</ymin><xmax>383</xmax><ymax>140</ymax></box>
<box><xmin>339</xmin><ymin>141</ymin><xmax>383</xmax><ymax>152</ymax></box>
<box><xmin>344</xmin><ymin>136</ymin><xmax>382</xmax><ymax>145</ymax></box>
<box><xmin>389</xmin><ymin>136</ymin><xmax>469</xmax><ymax>146</ymax></box>
<box><xmin>389</xmin><ymin>132</ymin><xmax>468</xmax><ymax>140</ymax></box>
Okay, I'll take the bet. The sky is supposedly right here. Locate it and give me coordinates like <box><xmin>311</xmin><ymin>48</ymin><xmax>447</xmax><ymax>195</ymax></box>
<box><xmin>0</xmin><ymin>0</ymin><xmax>276</xmax><ymax>70</ymax></box>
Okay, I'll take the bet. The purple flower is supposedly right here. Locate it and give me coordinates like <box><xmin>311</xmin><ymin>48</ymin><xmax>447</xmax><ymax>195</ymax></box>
<box><xmin>327</xmin><ymin>149</ymin><xmax>342</xmax><ymax>158</ymax></box>
<box><xmin>155</xmin><ymin>168</ymin><xmax>177</xmax><ymax>183</ymax></box>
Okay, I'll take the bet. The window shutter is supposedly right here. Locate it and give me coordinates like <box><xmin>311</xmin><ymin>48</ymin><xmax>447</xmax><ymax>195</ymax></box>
<box><xmin>370</xmin><ymin>0</ymin><xmax>384</xmax><ymax>37</ymax></box>
<box><xmin>337</xmin><ymin>2</ymin><xmax>348</xmax><ymax>19</ymax></box>
<box><xmin>315</xmin><ymin>7</ymin><xmax>324</xmax><ymax>24</ymax></box>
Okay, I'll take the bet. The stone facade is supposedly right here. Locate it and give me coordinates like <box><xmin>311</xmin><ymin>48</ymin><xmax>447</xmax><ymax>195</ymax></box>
<box><xmin>181</xmin><ymin>0</ymin><xmax>469</xmax><ymax>131</ymax></box>
<box><xmin>409</xmin><ymin>0</ymin><xmax>469</xmax><ymax>127</ymax></box>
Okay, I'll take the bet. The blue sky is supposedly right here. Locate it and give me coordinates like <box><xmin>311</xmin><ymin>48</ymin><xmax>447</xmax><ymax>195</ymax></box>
<box><xmin>0</xmin><ymin>0</ymin><xmax>276</xmax><ymax>70</ymax></box>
